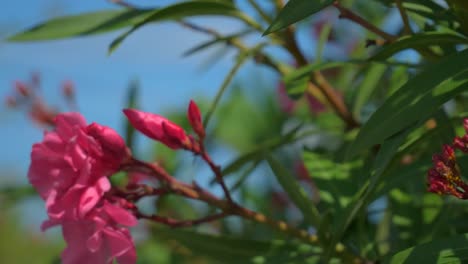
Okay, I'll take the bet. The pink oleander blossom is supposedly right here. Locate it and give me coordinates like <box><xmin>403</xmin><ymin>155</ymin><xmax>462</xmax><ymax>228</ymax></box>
<box><xmin>28</xmin><ymin>113</ymin><xmax>129</xmax><ymax>221</ymax></box>
<box><xmin>28</xmin><ymin>112</ymin><xmax>136</xmax><ymax>264</ymax></box>
<box><xmin>427</xmin><ymin>118</ymin><xmax>468</xmax><ymax>199</ymax></box>
<box><xmin>60</xmin><ymin>201</ymin><xmax>137</xmax><ymax>264</ymax></box>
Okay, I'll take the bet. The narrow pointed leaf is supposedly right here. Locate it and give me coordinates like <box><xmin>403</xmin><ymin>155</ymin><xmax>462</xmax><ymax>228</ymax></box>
<box><xmin>8</xmin><ymin>9</ymin><xmax>153</xmax><ymax>42</ymax></box>
<box><xmin>266</xmin><ymin>155</ymin><xmax>321</xmax><ymax>227</ymax></box>
<box><xmin>154</xmin><ymin>228</ymin><xmax>319</xmax><ymax>264</ymax></box>
<box><xmin>264</xmin><ymin>0</ymin><xmax>333</xmax><ymax>35</ymax></box>
<box><xmin>370</xmin><ymin>32</ymin><xmax>468</xmax><ymax>60</ymax></box>
<box><xmin>108</xmin><ymin>1</ymin><xmax>242</xmax><ymax>54</ymax></box>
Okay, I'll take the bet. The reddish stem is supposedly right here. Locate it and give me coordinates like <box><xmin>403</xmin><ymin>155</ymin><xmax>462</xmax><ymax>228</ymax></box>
<box><xmin>137</xmin><ymin>211</ymin><xmax>227</xmax><ymax>228</ymax></box>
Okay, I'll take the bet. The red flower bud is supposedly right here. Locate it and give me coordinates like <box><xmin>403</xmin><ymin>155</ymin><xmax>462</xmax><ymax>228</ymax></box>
<box><xmin>62</xmin><ymin>80</ymin><xmax>75</xmax><ymax>100</ymax></box>
<box><xmin>123</xmin><ymin>108</ymin><xmax>190</xmax><ymax>149</ymax></box>
<box><xmin>5</xmin><ymin>96</ymin><xmax>16</xmax><ymax>108</ymax></box>
<box><xmin>15</xmin><ymin>81</ymin><xmax>30</xmax><ymax>97</ymax></box>
<box><xmin>187</xmin><ymin>100</ymin><xmax>205</xmax><ymax>138</ymax></box>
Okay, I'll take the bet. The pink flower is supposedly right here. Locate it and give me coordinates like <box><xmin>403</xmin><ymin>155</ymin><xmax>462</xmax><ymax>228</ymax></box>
<box><xmin>427</xmin><ymin>144</ymin><xmax>468</xmax><ymax>199</ymax></box>
<box><xmin>28</xmin><ymin>113</ymin><xmax>129</xmax><ymax>221</ymax></box>
<box><xmin>61</xmin><ymin>201</ymin><xmax>137</xmax><ymax>264</ymax></box>
<box><xmin>28</xmin><ymin>112</ymin><xmax>137</xmax><ymax>264</ymax></box>
<box><xmin>123</xmin><ymin>108</ymin><xmax>190</xmax><ymax>149</ymax></box>
<box><xmin>187</xmin><ymin>100</ymin><xmax>205</xmax><ymax>138</ymax></box>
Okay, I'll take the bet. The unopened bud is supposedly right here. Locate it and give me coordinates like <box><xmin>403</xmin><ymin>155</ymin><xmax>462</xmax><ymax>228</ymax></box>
<box><xmin>15</xmin><ymin>81</ymin><xmax>29</xmax><ymax>97</ymax></box>
<box><xmin>187</xmin><ymin>100</ymin><xmax>205</xmax><ymax>138</ymax></box>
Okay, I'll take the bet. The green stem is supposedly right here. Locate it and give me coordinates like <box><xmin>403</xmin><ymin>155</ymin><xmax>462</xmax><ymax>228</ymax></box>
<box><xmin>203</xmin><ymin>51</ymin><xmax>249</xmax><ymax>128</ymax></box>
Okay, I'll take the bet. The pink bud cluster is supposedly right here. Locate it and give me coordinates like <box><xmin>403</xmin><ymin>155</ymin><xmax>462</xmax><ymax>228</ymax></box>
<box><xmin>427</xmin><ymin>118</ymin><xmax>468</xmax><ymax>199</ymax></box>
<box><xmin>123</xmin><ymin>99</ymin><xmax>204</xmax><ymax>151</ymax></box>
<box><xmin>28</xmin><ymin>100</ymin><xmax>206</xmax><ymax>263</ymax></box>
<box><xmin>4</xmin><ymin>73</ymin><xmax>77</xmax><ymax>127</ymax></box>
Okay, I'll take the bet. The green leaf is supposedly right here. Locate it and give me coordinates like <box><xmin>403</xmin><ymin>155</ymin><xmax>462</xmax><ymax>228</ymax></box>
<box><xmin>124</xmin><ymin>80</ymin><xmax>139</xmax><ymax>150</ymax></box>
<box><xmin>348</xmin><ymin>48</ymin><xmax>468</xmax><ymax>158</ymax></box>
<box><xmin>183</xmin><ymin>29</ymin><xmax>252</xmax><ymax>57</ymax></box>
<box><xmin>388</xmin><ymin>233</ymin><xmax>468</xmax><ymax>264</ymax></box>
<box><xmin>283</xmin><ymin>60</ymin><xmax>417</xmax><ymax>100</ymax></box>
<box><xmin>351</xmin><ymin>63</ymin><xmax>388</xmax><ymax>119</ymax></box>
<box><xmin>302</xmin><ymin>151</ymin><xmax>362</xmax><ymax>209</ymax></box>
<box><xmin>154</xmin><ymin>228</ymin><xmax>319</xmax><ymax>264</ymax></box>
<box><xmin>370</xmin><ymin>32</ymin><xmax>468</xmax><ymax>60</ymax></box>
<box><xmin>264</xmin><ymin>0</ymin><xmax>333</xmax><ymax>35</ymax></box>
<box><xmin>266</xmin><ymin>155</ymin><xmax>321</xmax><ymax>227</ymax></box>
<box><xmin>8</xmin><ymin>9</ymin><xmax>153</xmax><ymax>41</ymax></box>
<box><xmin>108</xmin><ymin>1</ymin><xmax>242</xmax><ymax>54</ymax></box>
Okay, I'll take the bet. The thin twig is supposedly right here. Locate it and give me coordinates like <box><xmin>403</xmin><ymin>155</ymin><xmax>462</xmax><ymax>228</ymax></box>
<box><xmin>333</xmin><ymin>1</ymin><xmax>397</xmax><ymax>42</ymax></box>
<box><xmin>247</xmin><ymin>0</ymin><xmax>272</xmax><ymax>24</ymax></box>
<box><xmin>203</xmin><ymin>51</ymin><xmax>248</xmax><ymax>129</ymax></box>
<box><xmin>395</xmin><ymin>0</ymin><xmax>413</xmax><ymax>35</ymax></box>
<box><xmin>284</xmin><ymin>22</ymin><xmax>359</xmax><ymax>128</ymax></box>
<box><xmin>109</xmin><ymin>0</ymin><xmax>136</xmax><ymax>9</ymax></box>
<box><xmin>200</xmin><ymin>149</ymin><xmax>233</xmax><ymax>203</ymax></box>
<box><xmin>137</xmin><ymin>211</ymin><xmax>227</xmax><ymax>228</ymax></box>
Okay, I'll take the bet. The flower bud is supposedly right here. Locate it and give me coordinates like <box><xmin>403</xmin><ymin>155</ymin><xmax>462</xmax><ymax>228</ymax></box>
<box><xmin>123</xmin><ymin>108</ymin><xmax>190</xmax><ymax>149</ymax></box>
<box><xmin>187</xmin><ymin>100</ymin><xmax>205</xmax><ymax>138</ymax></box>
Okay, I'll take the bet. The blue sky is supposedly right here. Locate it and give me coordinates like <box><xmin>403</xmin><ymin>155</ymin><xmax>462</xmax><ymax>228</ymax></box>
<box><xmin>0</xmin><ymin>0</ymin><xmax>275</xmax><ymax>183</ymax></box>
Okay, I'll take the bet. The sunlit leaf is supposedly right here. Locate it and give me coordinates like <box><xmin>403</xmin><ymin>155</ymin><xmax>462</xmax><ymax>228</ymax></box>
<box><xmin>370</xmin><ymin>32</ymin><xmax>468</xmax><ymax>60</ymax></box>
<box><xmin>348</xmin><ymin>49</ymin><xmax>468</xmax><ymax>158</ymax></box>
<box><xmin>8</xmin><ymin>9</ymin><xmax>153</xmax><ymax>41</ymax></box>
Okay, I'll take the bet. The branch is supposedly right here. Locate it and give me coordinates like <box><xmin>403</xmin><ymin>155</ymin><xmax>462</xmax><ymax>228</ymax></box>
<box><xmin>395</xmin><ymin>0</ymin><xmax>413</xmax><ymax>35</ymax></box>
<box><xmin>332</xmin><ymin>1</ymin><xmax>397</xmax><ymax>42</ymax></box>
<box><xmin>137</xmin><ymin>211</ymin><xmax>228</xmax><ymax>228</ymax></box>
<box><xmin>283</xmin><ymin>17</ymin><xmax>359</xmax><ymax>128</ymax></box>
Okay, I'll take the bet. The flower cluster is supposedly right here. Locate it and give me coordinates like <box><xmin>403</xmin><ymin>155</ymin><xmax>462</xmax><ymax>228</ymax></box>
<box><xmin>29</xmin><ymin>113</ymin><xmax>137</xmax><ymax>263</ymax></box>
<box><xmin>427</xmin><ymin>118</ymin><xmax>468</xmax><ymax>199</ymax></box>
<box><xmin>27</xmin><ymin>100</ymin><xmax>206</xmax><ymax>263</ymax></box>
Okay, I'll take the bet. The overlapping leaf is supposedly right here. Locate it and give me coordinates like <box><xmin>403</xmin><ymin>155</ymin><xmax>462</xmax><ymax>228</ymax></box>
<box><xmin>348</xmin><ymin>48</ymin><xmax>468</xmax><ymax>158</ymax></box>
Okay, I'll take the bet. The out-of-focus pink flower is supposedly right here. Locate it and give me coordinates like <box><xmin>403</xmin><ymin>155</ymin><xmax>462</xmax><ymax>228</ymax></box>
<box><xmin>277</xmin><ymin>83</ymin><xmax>296</xmax><ymax>114</ymax></box>
<box><xmin>62</xmin><ymin>81</ymin><xmax>75</xmax><ymax>99</ymax></box>
<box><xmin>305</xmin><ymin>93</ymin><xmax>326</xmax><ymax>113</ymax></box>
<box><xmin>60</xmin><ymin>201</ymin><xmax>137</xmax><ymax>264</ymax></box>
<box><xmin>15</xmin><ymin>81</ymin><xmax>30</xmax><ymax>97</ymax></box>
<box><xmin>5</xmin><ymin>96</ymin><xmax>16</xmax><ymax>108</ymax></box>
<box><xmin>187</xmin><ymin>100</ymin><xmax>205</xmax><ymax>138</ymax></box>
<box><xmin>123</xmin><ymin>108</ymin><xmax>190</xmax><ymax>149</ymax></box>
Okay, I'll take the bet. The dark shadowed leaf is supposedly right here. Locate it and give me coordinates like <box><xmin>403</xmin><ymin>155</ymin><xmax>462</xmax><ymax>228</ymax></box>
<box><xmin>388</xmin><ymin>233</ymin><xmax>468</xmax><ymax>264</ymax></box>
<box><xmin>266</xmin><ymin>155</ymin><xmax>321</xmax><ymax>227</ymax></box>
<box><xmin>154</xmin><ymin>228</ymin><xmax>320</xmax><ymax>264</ymax></box>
